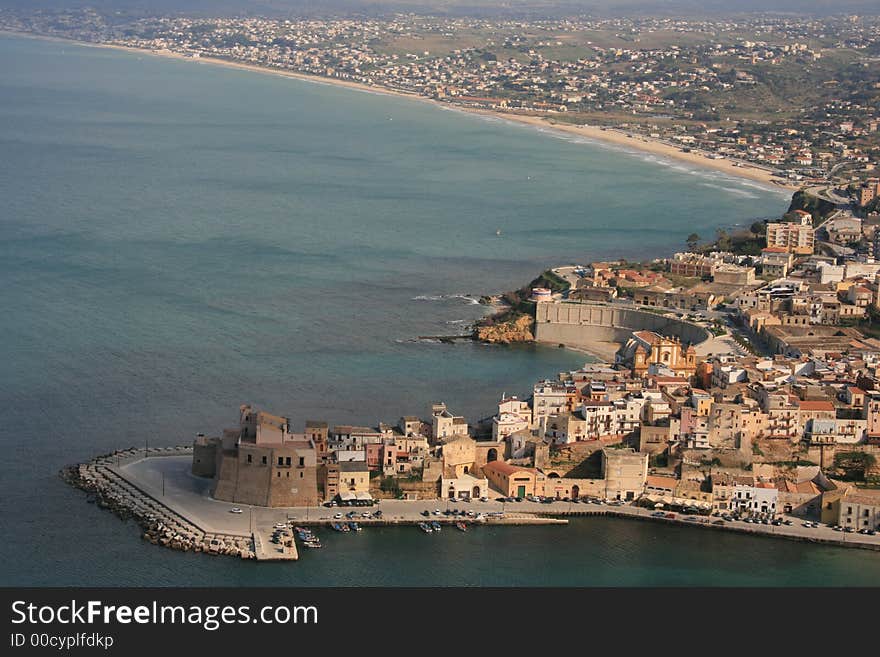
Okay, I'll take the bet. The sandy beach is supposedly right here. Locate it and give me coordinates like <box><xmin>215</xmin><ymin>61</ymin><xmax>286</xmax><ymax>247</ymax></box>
<box><xmin>2</xmin><ymin>30</ymin><xmax>800</xmax><ymax>192</ymax></box>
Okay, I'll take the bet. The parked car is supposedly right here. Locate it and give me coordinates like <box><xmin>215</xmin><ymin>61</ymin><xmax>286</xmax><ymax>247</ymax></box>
<box><xmin>230</xmin><ymin>507</ymin><xmax>243</xmax><ymax>514</ymax></box>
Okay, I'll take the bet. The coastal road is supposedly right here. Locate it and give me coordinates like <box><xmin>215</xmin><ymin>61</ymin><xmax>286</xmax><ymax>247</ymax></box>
<box><xmin>116</xmin><ymin>455</ymin><xmax>880</xmax><ymax>551</ymax></box>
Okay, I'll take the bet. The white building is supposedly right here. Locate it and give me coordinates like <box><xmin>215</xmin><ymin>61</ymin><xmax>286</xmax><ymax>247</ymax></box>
<box><xmin>730</xmin><ymin>482</ymin><xmax>779</xmax><ymax>517</ymax></box>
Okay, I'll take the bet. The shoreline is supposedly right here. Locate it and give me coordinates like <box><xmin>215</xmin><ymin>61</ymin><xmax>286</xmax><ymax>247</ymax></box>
<box><xmin>1</xmin><ymin>29</ymin><xmax>799</xmax><ymax>192</ymax></box>
<box><xmin>64</xmin><ymin>449</ymin><xmax>880</xmax><ymax>564</ymax></box>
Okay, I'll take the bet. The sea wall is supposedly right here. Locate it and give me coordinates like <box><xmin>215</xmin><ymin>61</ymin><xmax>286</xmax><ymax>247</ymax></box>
<box><xmin>534</xmin><ymin>301</ymin><xmax>710</xmax><ymax>351</ymax></box>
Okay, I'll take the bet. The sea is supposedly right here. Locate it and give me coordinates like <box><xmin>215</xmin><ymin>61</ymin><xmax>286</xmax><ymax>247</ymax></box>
<box><xmin>3</xmin><ymin>33</ymin><xmax>880</xmax><ymax>586</ymax></box>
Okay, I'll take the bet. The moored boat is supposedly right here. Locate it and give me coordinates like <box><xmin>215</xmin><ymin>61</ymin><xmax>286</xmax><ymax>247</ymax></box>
<box><xmin>455</xmin><ymin>521</ymin><xmax>467</xmax><ymax>532</ymax></box>
<box><xmin>418</xmin><ymin>522</ymin><xmax>433</xmax><ymax>533</ymax></box>
<box><xmin>430</xmin><ymin>521</ymin><xmax>441</xmax><ymax>532</ymax></box>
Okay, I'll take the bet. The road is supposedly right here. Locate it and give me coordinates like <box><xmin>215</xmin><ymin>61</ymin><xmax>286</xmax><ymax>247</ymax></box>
<box><xmin>804</xmin><ymin>185</ymin><xmax>852</xmax><ymax>207</ymax></box>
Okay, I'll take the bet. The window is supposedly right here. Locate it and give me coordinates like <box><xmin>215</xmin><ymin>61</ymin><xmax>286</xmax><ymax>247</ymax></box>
<box><xmin>299</xmin><ymin>457</ymin><xmax>305</xmax><ymax>467</ymax></box>
<box><xmin>285</xmin><ymin>457</ymin><xmax>291</xmax><ymax>466</ymax></box>
<box><xmin>261</xmin><ymin>456</ymin><xmax>267</xmax><ymax>465</ymax></box>
<box><xmin>247</xmin><ymin>454</ymin><xmax>252</xmax><ymax>463</ymax></box>
<box><xmin>278</xmin><ymin>457</ymin><xmax>284</xmax><ymax>466</ymax></box>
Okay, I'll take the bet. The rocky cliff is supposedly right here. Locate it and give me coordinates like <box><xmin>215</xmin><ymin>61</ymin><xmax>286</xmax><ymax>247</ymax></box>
<box><xmin>474</xmin><ymin>314</ymin><xmax>535</xmax><ymax>344</ymax></box>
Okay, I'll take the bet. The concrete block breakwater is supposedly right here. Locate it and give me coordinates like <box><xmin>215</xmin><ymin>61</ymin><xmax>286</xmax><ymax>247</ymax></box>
<box><xmin>60</xmin><ymin>447</ymin><xmax>256</xmax><ymax>561</ymax></box>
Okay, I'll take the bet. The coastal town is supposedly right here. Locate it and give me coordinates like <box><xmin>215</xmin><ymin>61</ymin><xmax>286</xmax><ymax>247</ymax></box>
<box><xmin>65</xmin><ymin>190</ymin><xmax>880</xmax><ymax>560</ymax></box>
<box><xmin>2</xmin><ymin>10</ymin><xmax>879</xmax><ymax>192</ymax></box>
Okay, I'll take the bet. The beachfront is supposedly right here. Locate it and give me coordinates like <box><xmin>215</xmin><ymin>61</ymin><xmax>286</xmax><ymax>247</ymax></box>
<box><xmin>1</xmin><ymin>30</ymin><xmax>797</xmax><ymax>192</ymax></box>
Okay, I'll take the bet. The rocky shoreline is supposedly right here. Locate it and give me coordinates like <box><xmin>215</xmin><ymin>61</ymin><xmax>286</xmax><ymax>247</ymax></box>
<box><xmin>473</xmin><ymin>314</ymin><xmax>535</xmax><ymax>344</ymax></box>
<box><xmin>60</xmin><ymin>448</ymin><xmax>256</xmax><ymax>560</ymax></box>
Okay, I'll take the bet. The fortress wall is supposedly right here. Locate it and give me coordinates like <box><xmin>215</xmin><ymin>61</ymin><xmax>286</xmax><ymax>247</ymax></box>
<box><xmin>534</xmin><ymin>302</ymin><xmax>710</xmax><ymax>350</ymax></box>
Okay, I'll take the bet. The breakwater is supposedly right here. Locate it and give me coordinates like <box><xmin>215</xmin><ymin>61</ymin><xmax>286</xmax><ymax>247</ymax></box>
<box><xmin>60</xmin><ymin>448</ymin><xmax>256</xmax><ymax>560</ymax></box>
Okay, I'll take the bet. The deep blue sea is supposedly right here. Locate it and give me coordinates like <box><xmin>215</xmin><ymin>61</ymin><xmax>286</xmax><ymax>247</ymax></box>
<box><xmin>5</xmin><ymin>33</ymin><xmax>879</xmax><ymax>586</ymax></box>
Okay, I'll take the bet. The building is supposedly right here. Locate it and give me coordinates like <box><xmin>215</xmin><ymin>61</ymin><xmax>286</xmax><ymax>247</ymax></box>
<box><xmin>859</xmin><ymin>178</ymin><xmax>879</xmax><ymax>207</ymax></box>
<box><xmin>482</xmin><ymin>461</ymin><xmax>544</xmax><ymax>498</ymax></box>
<box><xmin>305</xmin><ymin>420</ymin><xmax>329</xmax><ymax>459</ymax></box>
<box><xmin>441</xmin><ymin>473</ymin><xmax>490</xmax><ymax>500</ymax></box>
<box><xmin>835</xmin><ymin>488</ymin><xmax>880</xmax><ymax>531</ymax></box>
<box><xmin>616</xmin><ymin>331</ymin><xmax>697</xmax><ymax>378</ymax></box>
<box><xmin>669</xmin><ymin>252</ymin><xmax>717</xmax><ymax>278</ymax></box>
<box><xmin>712</xmin><ymin>263</ymin><xmax>755</xmax><ymax>286</ymax></box>
<box><xmin>338</xmin><ymin>460</ymin><xmax>370</xmax><ymax>495</ymax></box>
<box><xmin>493</xmin><ymin>396</ymin><xmax>532</xmax><ymax>440</ymax></box>
<box><xmin>729</xmin><ymin>482</ymin><xmax>779</xmax><ymax>517</ymax></box>
<box><xmin>601</xmin><ymin>448</ymin><xmax>648</xmax><ymax>501</ymax></box>
<box><xmin>195</xmin><ymin>404</ymin><xmax>320</xmax><ymax>508</ymax></box>
<box><xmin>431</xmin><ymin>403</ymin><xmax>468</xmax><ymax>442</ymax></box>
<box><xmin>760</xmin><ymin>247</ymin><xmax>795</xmax><ymax>278</ymax></box>
<box><xmin>766</xmin><ymin>214</ymin><xmax>815</xmax><ymax>255</ymax></box>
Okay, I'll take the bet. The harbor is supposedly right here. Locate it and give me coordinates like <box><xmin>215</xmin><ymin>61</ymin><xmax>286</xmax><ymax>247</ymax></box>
<box><xmin>62</xmin><ymin>447</ymin><xmax>880</xmax><ymax>564</ymax></box>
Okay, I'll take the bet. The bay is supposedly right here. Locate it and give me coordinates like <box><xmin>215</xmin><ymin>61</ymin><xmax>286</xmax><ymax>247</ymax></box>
<box><xmin>4</xmin><ymin>34</ymin><xmax>864</xmax><ymax>587</ymax></box>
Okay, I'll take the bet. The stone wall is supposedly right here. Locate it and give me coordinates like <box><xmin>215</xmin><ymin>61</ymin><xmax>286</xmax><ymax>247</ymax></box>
<box><xmin>192</xmin><ymin>440</ymin><xmax>218</xmax><ymax>478</ymax></box>
<box><xmin>534</xmin><ymin>301</ymin><xmax>710</xmax><ymax>351</ymax></box>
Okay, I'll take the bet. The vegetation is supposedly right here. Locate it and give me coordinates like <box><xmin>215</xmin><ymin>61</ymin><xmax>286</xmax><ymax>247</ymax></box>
<box><xmin>477</xmin><ymin>269</ymin><xmax>569</xmax><ymax>329</ymax></box>
<box><xmin>831</xmin><ymin>452</ymin><xmax>877</xmax><ymax>482</ymax></box>
<box><xmin>786</xmin><ymin>190</ymin><xmax>836</xmax><ymax>222</ymax></box>
<box><xmin>649</xmin><ymin>452</ymin><xmax>669</xmax><ymax>468</ymax></box>
<box><xmin>773</xmin><ymin>459</ymin><xmax>818</xmax><ymax>468</ymax></box>
<box><xmin>378</xmin><ymin>476</ymin><xmax>401</xmax><ymax>495</ymax></box>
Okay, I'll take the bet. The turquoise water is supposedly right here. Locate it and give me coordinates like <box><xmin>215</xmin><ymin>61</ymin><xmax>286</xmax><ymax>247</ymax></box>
<box><xmin>5</xmin><ymin>34</ymin><xmax>872</xmax><ymax>587</ymax></box>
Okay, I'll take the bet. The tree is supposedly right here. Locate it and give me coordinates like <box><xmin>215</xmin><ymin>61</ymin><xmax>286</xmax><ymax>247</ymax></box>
<box><xmin>750</xmin><ymin>221</ymin><xmax>766</xmax><ymax>236</ymax></box>
<box><xmin>686</xmin><ymin>233</ymin><xmax>700</xmax><ymax>250</ymax></box>
<box><xmin>716</xmin><ymin>229</ymin><xmax>733</xmax><ymax>251</ymax></box>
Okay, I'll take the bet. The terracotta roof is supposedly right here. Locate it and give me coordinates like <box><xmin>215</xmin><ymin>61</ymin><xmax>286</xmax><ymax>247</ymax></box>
<box><xmin>646</xmin><ymin>475</ymin><xmax>677</xmax><ymax>490</ymax></box>
<box><xmin>798</xmin><ymin>400</ymin><xmax>835</xmax><ymax>411</ymax></box>
<box><xmin>483</xmin><ymin>461</ymin><xmax>532</xmax><ymax>477</ymax></box>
